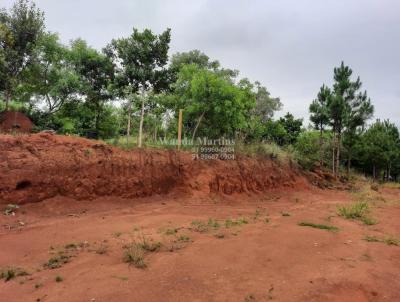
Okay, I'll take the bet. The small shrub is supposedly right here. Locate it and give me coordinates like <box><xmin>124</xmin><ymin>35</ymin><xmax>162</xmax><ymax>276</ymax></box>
<box><xmin>338</xmin><ymin>201</ymin><xmax>369</xmax><ymax>219</ymax></box>
<box><xmin>112</xmin><ymin>232</ymin><xmax>122</xmax><ymax>238</ymax></box>
<box><xmin>338</xmin><ymin>201</ymin><xmax>377</xmax><ymax>225</ymax></box>
<box><xmin>35</xmin><ymin>283</ymin><xmax>43</xmax><ymax>289</ymax></box>
<box><xmin>384</xmin><ymin>237</ymin><xmax>400</xmax><ymax>246</ymax></box>
<box><xmin>55</xmin><ymin>275</ymin><xmax>63</xmax><ymax>282</ymax></box>
<box><xmin>364</xmin><ymin>235</ymin><xmax>380</xmax><ymax>242</ymax></box>
<box><xmin>64</xmin><ymin>243</ymin><xmax>77</xmax><ymax>249</ymax></box>
<box><xmin>190</xmin><ymin>220</ymin><xmax>209</xmax><ymax>233</ymax></box>
<box><xmin>224</xmin><ymin>217</ymin><xmax>248</xmax><ymax>228</ymax></box>
<box><xmin>177</xmin><ymin>235</ymin><xmax>191</xmax><ymax>242</ymax></box>
<box><xmin>123</xmin><ymin>245</ymin><xmax>146</xmax><ymax>268</ymax></box>
<box><xmin>298</xmin><ymin>222</ymin><xmax>338</xmax><ymax>232</ymax></box>
<box><xmin>0</xmin><ymin>267</ymin><xmax>29</xmax><ymax>282</ymax></box>
<box><xmin>207</xmin><ymin>218</ymin><xmax>221</xmax><ymax>229</ymax></box>
<box><xmin>363</xmin><ymin>235</ymin><xmax>399</xmax><ymax>246</ymax></box>
<box><xmin>214</xmin><ymin>233</ymin><xmax>225</xmax><ymax>239</ymax></box>
<box><xmin>281</xmin><ymin>212</ymin><xmax>291</xmax><ymax>217</ymax></box>
<box><xmin>360</xmin><ymin>216</ymin><xmax>378</xmax><ymax>225</ymax></box>
<box><xmin>165</xmin><ymin>228</ymin><xmax>179</xmax><ymax>236</ymax></box>
<box><xmin>244</xmin><ymin>294</ymin><xmax>256</xmax><ymax>302</ymax></box>
<box><xmin>44</xmin><ymin>254</ymin><xmax>71</xmax><ymax>269</ymax></box>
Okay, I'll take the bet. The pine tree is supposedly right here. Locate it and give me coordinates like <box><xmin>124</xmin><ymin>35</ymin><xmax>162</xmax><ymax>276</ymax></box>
<box><xmin>309</xmin><ymin>84</ymin><xmax>331</xmax><ymax>167</ymax></box>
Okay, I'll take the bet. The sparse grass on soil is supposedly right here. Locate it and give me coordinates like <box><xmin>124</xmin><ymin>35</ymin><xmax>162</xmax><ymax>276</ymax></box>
<box><xmin>224</xmin><ymin>217</ymin><xmax>248</xmax><ymax>228</ymax></box>
<box><xmin>164</xmin><ymin>228</ymin><xmax>179</xmax><ymax>235</ymax></box>
<box><xmin>43</xmin><ymin>254</ymin><xmax>71</xmax><ymax>269</ymax></box>
<box><xmin>337</xmin><ymin>201</ymin><xmax>378</xmax><ymax>225</ymax></box>
<box><xmin>176</xmin><ymin>235</ymin><xmax>191</xmax><ymax>242</ymax></box>
<box><xmin>123</xmin><ymin>244</ymin><xmax>146</xmax><ymax>268</ymax></box>
<box><xmin>214</xmin><ymin>233</ymin><xmax>225</xmax><ymax>239</ymax></box>
<box><xmin>298</xmin><ymin>222</ymin><xmax>339</xmax><ymax>231</ymax></box>
<box><xmin>0</xmin><ymin>267</ymin><xmax>29</xmax><ymax>282</ymax></box>
<box><xmin>364</xmin><ymin>235</ymin><xmax>400</xmax><ymax>246</ymax></box>
<box><xmin>123</xmin><ymin>234</ymin><xmax>162</xmax><ymax>268</ymax></box>
<box><xmin>190</xmin><ymin>218</ymin><xmax>221</xmax><ymax>232</ymax></box>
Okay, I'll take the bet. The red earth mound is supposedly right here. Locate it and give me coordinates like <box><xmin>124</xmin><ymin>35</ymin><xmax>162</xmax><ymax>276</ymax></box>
<box><xmin>0</xmin><ymin>133</ymin><xmax>309</xmax><ymax>205</ymax></box>
<box><xmin>0</xmin><ymin>110</ymin><xmax>34</xmax><ymax>133</ymax></box>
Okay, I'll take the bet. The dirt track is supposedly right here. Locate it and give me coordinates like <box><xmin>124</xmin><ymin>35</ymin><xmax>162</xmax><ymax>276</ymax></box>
<box><xmin>0</xmin><ymin>134</ymin><xmax>399</xmax><ymax>302</ymax></box>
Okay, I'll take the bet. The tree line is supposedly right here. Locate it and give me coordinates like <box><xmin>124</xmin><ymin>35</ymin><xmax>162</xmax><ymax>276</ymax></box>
<box><xmin>1</xmin><ymin>0</ymin><xmax>399</xmax><ymax>181</ymax></box>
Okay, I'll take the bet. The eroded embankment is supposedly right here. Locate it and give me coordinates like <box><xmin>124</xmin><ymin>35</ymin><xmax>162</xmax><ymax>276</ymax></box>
<box><xmin>0</xmin><ymin>133</ymin><xmax>309</xmax><ymax>205</ymax></box>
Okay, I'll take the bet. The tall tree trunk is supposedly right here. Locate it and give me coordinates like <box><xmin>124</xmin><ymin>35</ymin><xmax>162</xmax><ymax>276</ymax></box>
<box><xmin>373</xmin><ymin>164</ymin><xmax>376</xmax><ymax>181</ymax></box>
<box><xmin>153</xmin><ymin>123</ymin><xmax>158</xmax><ymax>142</ymax></box>
<box><xmin>332</xmin><ymin>134</ymin><xmax>336</xmax><ymax>175</ymax></box>
<box><xmin>335</xmin><ymin>132</ymin><xmax>341</xmax><ymax>178</ymax></box>
<box><xmin>192</xmin><ymin>111</ymin><xmax>205</xmax><ymax>141</ymax></box>
<box><xmin>4</xmin><ymin>90</ymin><xmax>10</xmax><ymax>110</ymax></box>
<box><xmin>138</xmin><ymin>95</ymin><xmax>145</xmax><ymax>148</ymax></box>
<box><xmin>347</xmin><ymin>148</ymin><xmax>352</xmax><ymax>179</ymax></box>
<box><xmin>319</xmin><ymin>127</ymin><xmax>324</xmax><ymax>167</ymax></box>
<box><xmin>126</xmin><ymin>99</ymin><xmax>132</xmax><ymax>145</ymax></box>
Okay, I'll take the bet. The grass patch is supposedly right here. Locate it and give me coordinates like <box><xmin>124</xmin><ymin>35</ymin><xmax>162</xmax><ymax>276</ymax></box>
<box><xmin>338</xmin><ymin>201</ymin><xmax>377</xmax><ymax>225</ymax></box>
<box><xmin>177</xmin><ymin>235</ymin><xmax>191</xmax><ymax>242</ymax></box>
<box><xmin>64</xmin><ymin>243</ymin><xmax>78</xmax><ymax>249</ymax></box>
<box><xmin>298</xmin><ymin>222</ymin><xmax>338</xmax><ymax>231</ymax></box>
<box><xmin>123</xmin><ymin>244</ymin><xmax>146</xmax><ymax>268</ymax></box>
<box><xmin>43</xmin><ymin>254</ymin><xmax>71</xmax><ymax>269</ymax></box>
<box><xmin>363</xmin><ymin>235</ymin><xmax>400</xmax><ymax>246</ymax></box>
<box><xmin>236</xmin><ymin>143</ymin><xmax>293</xmax><ymax>165</ymax></box>
<box><xmin>112</xmin><ymin>232</ymin><xmax>123</xmax><ymax>238</ymax></box>
<box><xmin>190</xmin><ymin>218</ymin><xmax>221</xmax><ymax>232</ymax></box>
<box><xmin>164</xmin><ymin>228</ymin><xmax>179</xmax><ymax>236</ymax></box>
<box><xmin>0</xmin><ymin>267</ymin><xmax>29</xmax><ymax>282</ymax></box>
<box><xmin>364</xmin><ymin>235</ymin><xmax>381</xmax><ymax>242</ymax></box>
<box><xmin>122</xmin><ymin>235</ymin><xmax>162</xmax><ymax>268</ymax></box>
<box><xmin>224</xmin><ymin>217</ymin><xmax>248</xmax><ymax>228</ymax></box>
<box><xmin>190</xmin><ymin>220</ymin><xmax>209</xmax><ymax>233</ymax></box>
<box><xmin>384</xmin><ymin>237</ymin><xmax>400</xmax><ymax>246</ymax></box>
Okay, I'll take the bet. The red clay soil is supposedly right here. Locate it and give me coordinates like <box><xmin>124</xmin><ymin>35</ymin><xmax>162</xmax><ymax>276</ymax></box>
<box><xmin>0</xmin><ymin>133</ymin><xmax>308</xmax><ymax>206</ymax></box>
<box><xmin>0</xmin><ymin>111</ymin><xmax>34</xmax><ymax>134</ymax></box>
<box><xmin>0</xmin><ymin>134</ymin><xmax>399</xmax><ymax>302</ymax></box>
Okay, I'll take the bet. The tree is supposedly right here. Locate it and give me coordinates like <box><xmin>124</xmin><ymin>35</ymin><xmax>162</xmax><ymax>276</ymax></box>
<box><xmin>170</xmin><ymin>50</ymin><xmax>219</xmax><ymax>74</ymax></box>
<box><xmin>0</xmin><ymin>0</ymin><xmax>44</xmax><ymax>109</ymax></box>
<box><xmin>295</xmin><ymin>130</ymin><xmax>333</xmax><ymax>169</ymax></box>
<box><xmin>169</xmin><ymin>64</ymin><xmax>255</xmax><ymax>139</ymax></box>
<box><xmin>343</xmin><ymin>90</ymin><xmax>374</xmax><ymax>177</ymax></box>
<box><xmin>262</xmin><ymin>119</ymin><xmax>287</xmax><ymax>145</ymax></box>
<box><xmin>19</xmin><ymin>33</ymin><xmax>80</xmax><ymax>116</ymax></box>
<box><xmin>313</xmin><ymin>62</ymin><xmax>374</xmax><ymax>178</ymax></box>
<box><xmin>69</xmin><ymin>39</ymin><xmax>114</xmax><ymax>135</ymax></box>
<box><xmin>309</xmin><ymin>84</ymin><xmax>331</xmax><ymax>166</ymax></box>
<box><xmin>356</xmin><ymin>120</ymin><xmax>399</xmax><ymax>180</ymax></box>
<box><xmin>278</xmin><ymin>112</ymin><xmax>303</xmax><ymax>145</ymax></box>
<box><xmin>252</xmin><ymin>81</ymin><xmax>282</xmax><ymax>122</ymax></box>
<box><xmin>105</xmin><ymin>28</ymin><xmax>171</xmax><ymax>147</ymax></box>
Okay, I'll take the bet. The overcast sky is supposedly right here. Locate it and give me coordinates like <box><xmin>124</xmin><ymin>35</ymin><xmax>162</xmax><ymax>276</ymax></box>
<box><xmin>4</xmin><ymin>0</ymin><xmax>400</xmax><ymax>126</ymax></box>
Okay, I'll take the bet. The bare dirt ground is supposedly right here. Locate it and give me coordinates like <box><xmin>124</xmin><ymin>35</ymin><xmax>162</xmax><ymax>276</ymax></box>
<box><xmin>0</xmin><ymin>134</ymin><xmax>399</xmax><ymax>302</ymax></box>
